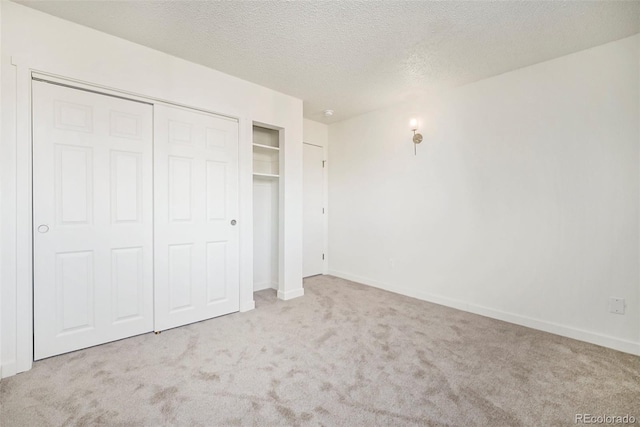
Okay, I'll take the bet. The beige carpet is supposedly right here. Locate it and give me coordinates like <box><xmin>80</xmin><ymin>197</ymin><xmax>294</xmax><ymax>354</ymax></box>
<box><xmin>1</xmin><ymin>275</ymin><xmax>638</xmax><ymax>426</ymax></box>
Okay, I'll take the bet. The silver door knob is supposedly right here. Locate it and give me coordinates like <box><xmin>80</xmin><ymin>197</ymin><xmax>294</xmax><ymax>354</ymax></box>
<box><xmin>37</xmin><ymin>224</ymin><xmax>50</xmax><ymax>233</ymax></box>
<box><xmin>230</xmin><ymin>220</ymin><xmax>237</xmax><ymax>226</ymax></box>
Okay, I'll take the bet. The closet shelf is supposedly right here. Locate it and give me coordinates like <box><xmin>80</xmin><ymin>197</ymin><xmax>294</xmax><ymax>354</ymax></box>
<box><xmin>253</xmin><ymin>172</ymin><xmax>280</xmax><ymax>179</ymax></box>
<box><xmin>252</xmin><ymin>143</ymin><xmax>280</xmax><ymax>151</ymax></box>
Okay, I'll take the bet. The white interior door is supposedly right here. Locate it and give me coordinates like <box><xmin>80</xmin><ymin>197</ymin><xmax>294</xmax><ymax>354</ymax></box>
<box><xmin>33</xmin><ymin>80</ymin><xmax>154</xmax><ymax>360</ymax></box>
<box><xmin>154</xmin><ymin>104</ymin><xmax>240</xmax><ymax>331</ymax></box>
<box><xmin>303</xmin><ymin>143</ymin><xmax>324</xmax><ymax>277</ymax></box>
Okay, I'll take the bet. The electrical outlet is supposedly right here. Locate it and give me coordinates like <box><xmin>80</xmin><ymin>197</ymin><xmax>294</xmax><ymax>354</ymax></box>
<box><xmin>609</xmin><ymin>297</ymin><xmax>625</xmax><ymax>315</ymax></box>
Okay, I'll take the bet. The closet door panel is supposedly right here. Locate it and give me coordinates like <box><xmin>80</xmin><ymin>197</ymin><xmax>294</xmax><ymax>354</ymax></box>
<box><xmin>33</xmin><ymin>81</ymin><xmax>153</xmax><ymax>360</ymax></box>
<box><xmin>154</xmin><ymin>104</ymin><xmax>239</xmax><ymax>331</ymax></box>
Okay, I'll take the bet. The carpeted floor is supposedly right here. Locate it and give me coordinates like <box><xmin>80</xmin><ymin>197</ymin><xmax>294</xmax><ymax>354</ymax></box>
<box><xmin>1</xmin><ymin>275</ymin><xmax>638</xmax><ymax>426</ymax></box>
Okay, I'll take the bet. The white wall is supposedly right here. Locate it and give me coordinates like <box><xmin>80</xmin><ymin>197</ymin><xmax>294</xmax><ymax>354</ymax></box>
<box><xmin>328</xmin><ymin>35</ymin><xmax>640</xmax><ymax>354</ymax></box>
<box><xmin>0</xmin><ymin>2</ymin><xmax>303</xmax><ymax>377</ymax></box>
<box><xmin>303</xmin><ymin>119</ymin><xmax>329</xmax><ymax>274</ymax></box>
<box><xmin>303</xmin><ymin>119</ymin><xmax>329</xmax><ymax>148</ymax></box>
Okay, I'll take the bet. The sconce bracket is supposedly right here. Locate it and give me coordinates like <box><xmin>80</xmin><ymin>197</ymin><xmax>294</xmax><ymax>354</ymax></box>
<box><xmin>413</xmin><ymin>133</ymin><xmax>423</xmax><ymax>144</ymax></box>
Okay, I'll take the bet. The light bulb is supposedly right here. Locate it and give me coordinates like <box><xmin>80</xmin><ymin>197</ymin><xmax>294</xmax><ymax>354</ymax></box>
<box><xmin>409</xmin><ymin>118</ymin><xmax>418</xmax><ymax>131</ymax></box>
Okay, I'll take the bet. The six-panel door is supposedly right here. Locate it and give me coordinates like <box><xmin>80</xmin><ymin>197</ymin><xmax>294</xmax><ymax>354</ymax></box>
<box><xmin>33</xmin><ymin>81</ymin><xmax>154</xmax><ymax>359</ymax></box>
<box><xmin>153</xmin><ymin>104</ymin><xmax>240</xmax><ymax>331</ymax></box>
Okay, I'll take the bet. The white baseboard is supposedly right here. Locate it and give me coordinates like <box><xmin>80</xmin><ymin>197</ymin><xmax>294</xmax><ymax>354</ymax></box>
<box><xmin>329</xmin><ymin>269</ymin><xmax>640</xmax><ymax>356</ymax></box>
<box><xmin>277</xmin><ymin>288</ymin><xmax>304</xmax><ymax>301</ymax></box>
<box><xmin>466</xmin><ymin>303</ymin><xmax>640</xmax><ymax>355</ymax></box>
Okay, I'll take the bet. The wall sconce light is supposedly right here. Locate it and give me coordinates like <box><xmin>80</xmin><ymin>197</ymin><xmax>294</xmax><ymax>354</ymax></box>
<box><xmin>410</xmin><ymin>118</ymin><xmax>423</xmax><ymax>155</ymax></box>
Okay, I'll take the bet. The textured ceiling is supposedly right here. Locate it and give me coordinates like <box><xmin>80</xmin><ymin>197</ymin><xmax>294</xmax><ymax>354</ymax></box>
<box><xmin>16</xmin><ymin>1</ymin><xmax>640</xmax><ymax>123</ymax></box>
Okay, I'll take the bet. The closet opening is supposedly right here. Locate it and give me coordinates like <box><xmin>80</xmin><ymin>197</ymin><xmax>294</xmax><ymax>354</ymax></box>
<box><xmin>252</xmin><ymin>124</ymin><xmax>283</xmax><ymax>295</ymax></box>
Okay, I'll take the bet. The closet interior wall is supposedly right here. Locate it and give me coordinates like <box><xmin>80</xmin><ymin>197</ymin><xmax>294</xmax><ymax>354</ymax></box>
<box><xmin>252</xmin><ymin>125</ymin><xmax>281</xmax><ymax>292</ymax></box>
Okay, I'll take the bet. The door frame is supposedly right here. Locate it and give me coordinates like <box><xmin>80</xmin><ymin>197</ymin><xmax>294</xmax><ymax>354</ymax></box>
<box><xmin>7</xmin><ymin>58</ymin><xmax>253</xmax><ymax>376</ymax></box>
<box><xmin>302</xmin><ymin>141</ymin><xmax>328</xmax><ymax>276</ymax></box>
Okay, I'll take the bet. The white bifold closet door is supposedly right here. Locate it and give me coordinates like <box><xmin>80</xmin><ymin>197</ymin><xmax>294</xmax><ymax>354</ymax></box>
<box><xmin>33</xmin><ymin>80</ymin><xmax>154</xmax><ymax>360</ymax></box>
<box><xmin>153</xmin><ymin>104</ymin><xmax>240</xmax><ymax>331</ymax></box>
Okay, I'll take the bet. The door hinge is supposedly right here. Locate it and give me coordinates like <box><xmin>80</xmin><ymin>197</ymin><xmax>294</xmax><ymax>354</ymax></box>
<box><xmin>322</xmin><ymin>208</ymin><xmax>325</xmax><ymax>214</ymax></box>
<box><xmin>322</xmin><ymin>160</ymin><xmax>326</xmax><ymax>168</ymax></box>
<box><xmin>322</xmin><ymin>254</ymin><xmax>325</xmax><ymax>260</ymax></box>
